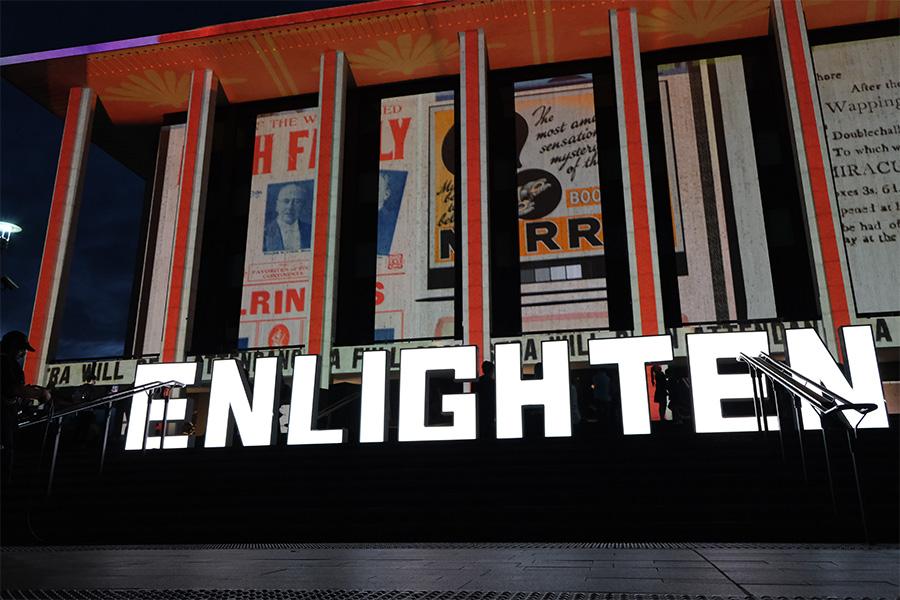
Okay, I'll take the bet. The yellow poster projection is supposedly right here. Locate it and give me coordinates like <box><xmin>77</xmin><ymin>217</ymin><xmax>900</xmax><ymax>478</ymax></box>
<box><xmin>514</xmin><ymin>76</ymin><xmax>608</xmax><ymax>333</ymax></box>
<box><xmin>375</xmin><ymin>91</ymin><xmax>456</xmax><ymax>341</ymax></box>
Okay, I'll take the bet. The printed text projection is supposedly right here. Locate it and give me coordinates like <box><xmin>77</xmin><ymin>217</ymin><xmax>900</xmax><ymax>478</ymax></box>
<box><xmin>125</xmin><ymin>326</ymin><xmax>888</xmax><ymax>449</ymax></box>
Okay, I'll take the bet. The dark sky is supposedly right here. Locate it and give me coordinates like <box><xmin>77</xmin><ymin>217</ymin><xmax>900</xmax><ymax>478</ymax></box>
<box><xmin>0</xmin><ymin>1</ymin><xmax>360</xmax><ymax>360</ymax></box>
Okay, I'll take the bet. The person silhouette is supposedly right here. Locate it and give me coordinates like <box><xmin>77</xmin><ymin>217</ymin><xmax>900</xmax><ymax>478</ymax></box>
<box><xmin>651</xmin><ymin>365</ymin><xmax>669</xmax><ymax>423</ymax></box>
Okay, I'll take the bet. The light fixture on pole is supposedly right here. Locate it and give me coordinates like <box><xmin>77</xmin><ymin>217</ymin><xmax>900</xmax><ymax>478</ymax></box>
<box><xmin>0</xmin><ymin>221</ymin><xmax>22</xmax><ymax>289</ymax></box>
<box><xmin>0</xmin><ymin>221</ymin><xmax>22</xmax><ymax>244</ymax></box>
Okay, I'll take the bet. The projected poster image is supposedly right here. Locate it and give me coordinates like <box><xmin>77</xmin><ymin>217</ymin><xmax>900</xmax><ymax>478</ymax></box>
<box><xmin>374</xmin><ymin>92</ymin><xmax>455</xmax><ymax>341</ymax></box>
<box><xmin>814</xmin><ymin>36</ymin><xmax>900</xmax><ymax>315</ymax></box>
<box><xmin>514</xmin><ymin>76</ymin><xmax>608</xmax><ymax>333</ymax></box>
<box><xmin>239</xmin><ymin>108</ymin><xmax>319</xmax><ymax>349</ymax></box>
<box><xmin>657</xmin><ymin>56</ymin><xmax>776</xmax><ymax>324</ymax></box>
<box><xmin>142</xmin><ymin>124</ymin><xmax>185</xmax><ymax>356</ymax></box>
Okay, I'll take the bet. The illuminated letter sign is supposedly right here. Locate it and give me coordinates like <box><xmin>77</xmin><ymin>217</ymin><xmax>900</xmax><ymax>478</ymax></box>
<box><xmin>495</xmin><ymin>340</ymin><xmax>572</xmax><ymax>439</ymax></box>
<box><xmin>688</xmin><ymin>331</ymin><xmax>777</xmax><ymax>434</ymax></box>
<box><xmin>359</xmin><ymin>350</ymin><xmax>390</xmax><ymax>443</ymax></box>
<box><xmin>205</xmin><ymin>357</ymin><xmax>280</xmax><ymax>448</ymax></box>
<box><xmin>121</xmin><ymin>331</ymin><xmax>888</xmax><ymax>452</ymax></box>
<box><xmin>287</xmin><ymin>355</ymin><xmax>347</xmax><ymax>445</ymax></box>
<box><xmin>125</xmin><ymin>362</ymin><xmax>198</xmax><ymax>451</ymax></box>
<box><xmin>588</xmin><ymin>336</ymin><xmax>673</xmax><ymax>435</ymax></box>
<box><xmin>397</xmin><ymin>346</ymin><xmax>477</xmax><ymax>442</ymax></box>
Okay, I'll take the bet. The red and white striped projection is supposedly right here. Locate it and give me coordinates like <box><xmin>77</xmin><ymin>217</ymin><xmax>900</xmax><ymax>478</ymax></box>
<box><xmin>656</xmin><ymin>56</ymin><xmax>776</xmax><ymax>324</ymax></box>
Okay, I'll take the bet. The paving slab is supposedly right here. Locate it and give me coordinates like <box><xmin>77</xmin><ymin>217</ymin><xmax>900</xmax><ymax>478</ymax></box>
<box><xmin>1</xmin><ymin>542</ymin><xmax>897</xmax><ymax>597</ymax></box>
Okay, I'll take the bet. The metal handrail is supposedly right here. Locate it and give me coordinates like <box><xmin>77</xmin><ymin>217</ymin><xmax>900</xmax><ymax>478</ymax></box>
<box><xmin>738</xmin><ymin>351</ymin><xmax>875</xmax><ymax>542</ymax></box>
<box><xmin>17</xmin><ymin>380</ymin><xmax>186</xmax><ymax>496</ymax></box>
<box><xmin>317</xmin><ymin>389</ymin><xmax>361</xmax><ymax>420</ymax></box>
<box><xmin>739</xmin><ymin>353</ymin><xmax>877</xmax><ymax>433</ymax></box>
<box><xmin>17</xmin><ymin>380</ymin><xmax>187</xmax><ymax>429</ymax></box>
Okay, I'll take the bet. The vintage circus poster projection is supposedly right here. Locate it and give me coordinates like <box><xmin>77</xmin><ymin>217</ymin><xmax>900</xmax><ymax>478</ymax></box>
<box><xmin>375</xmin><ymin>92</ymin><xmax>456</xmax><ymax>341</ymax></box>
<box><xmin>514</xmin><ymin>76</ymin><xmax>608</xmax><ymax>333</ymax></box>
<box><xmin>814</xmin><ymin>36</ymin><xmax>900</xmax><ymax>316</ymax></box>
<box><xmin>142</xmin><ymin>125</ymin><xmax>185</xmax><ymax>356</ymax></box>
<box><xmin>239</xmin><ymin>108</ymin><xmax>319</xmax><ymax>349</ymax></box>
<box><xmin>657</xmin><ymin>56</ymin><xmax>776</xmax><ymax>324</ymax></box>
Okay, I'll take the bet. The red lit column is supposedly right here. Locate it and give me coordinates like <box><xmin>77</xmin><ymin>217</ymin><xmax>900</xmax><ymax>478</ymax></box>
<box><xmin>25</xmin><ymin>88</ymin><xmax>96</xmax><ymax>384</ymax></box>
<box><xmin>610</xmin><ymin>8</ymin><xmax>665</xmax><ymax>337</ymax></box>
<box><xmin>459</xmin><ymin>29</ymin><xmax>491</xmax><ymax>366</ymax></box>
<box><xmin>306</xmin><ymin>51</ymin><xmax>350</xmax><ymax>387</ymax></box>
<box><xmin>160</xmin><ymin>69</ymin><xmax>218</xmax><ymax>362</ymax></box>
<box><xmin>772</xmin><ymin>0</ymin><xmax>854</xmax><ymax>351</ymax></box>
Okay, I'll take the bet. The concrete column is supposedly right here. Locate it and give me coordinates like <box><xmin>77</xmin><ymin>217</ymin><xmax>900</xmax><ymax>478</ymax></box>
<box><xmin>160</xmin><ymin>69</ymin><xmax>218</xmax><ymax>362</ymax></box>
<box><xmin>771</xmin><ymin>0</ymin><xmax>854</xmax><ymax>351</ymax></box>
<box><xmin>610</xmin><ymin>8</ymin><xmax>666</xmax><ymax>336</ymax></box>
<box><xmin>459</xmin><ymin>29</ymin><xmax>492</xmax><ymax>366</ymax></box>
<box><xmin>307</xmin><ymin>50</ymin><xmax>350</xmax><ymax>387</ymax></box>
<box><xmin>25</xmin><ymin>87</ymin><xmax>96</xmax><ymax>385</ymax></box>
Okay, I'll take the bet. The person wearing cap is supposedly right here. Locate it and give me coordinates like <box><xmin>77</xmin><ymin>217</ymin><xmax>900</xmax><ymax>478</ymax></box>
<box><xmin>1</xmin><ymin>330</ymin><xmax>50</xmax><ymax>478</ymax></box>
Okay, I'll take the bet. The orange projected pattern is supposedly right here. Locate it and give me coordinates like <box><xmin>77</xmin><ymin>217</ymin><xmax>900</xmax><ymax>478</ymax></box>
<box><xmin>2</xmin><ymin>0</ymin><xmax>895</xmax><ymax>125</ymax></box>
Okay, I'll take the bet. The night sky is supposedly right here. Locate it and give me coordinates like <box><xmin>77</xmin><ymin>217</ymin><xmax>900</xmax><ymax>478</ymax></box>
<box><xmin>0</xmin><ymin>1</ymin><xmax>359</xmax><ymax>360</ymax></box>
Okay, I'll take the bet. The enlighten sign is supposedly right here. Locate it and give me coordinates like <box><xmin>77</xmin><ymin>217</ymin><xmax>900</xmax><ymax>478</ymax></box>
<box><xmin>125</xmin><ymin>326</ymin><xmax>888</xmax><ymax>450</ymax></box>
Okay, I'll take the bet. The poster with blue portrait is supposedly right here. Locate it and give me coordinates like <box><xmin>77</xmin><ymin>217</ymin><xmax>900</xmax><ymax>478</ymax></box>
<box><xmin>263</xmin><ymin>180</ymin><xmax>313</xmax><ymax>254</ymax></box>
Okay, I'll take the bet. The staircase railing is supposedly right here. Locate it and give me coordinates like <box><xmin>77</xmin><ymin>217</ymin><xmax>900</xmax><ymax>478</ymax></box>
<box><xmin>17</xmin><ymin>380</ymin><xmax>188</xmax><ymax>495</ymax></box>
<box><xmin>738</xmin><ymin>351</ymin><xmax>878</xmax><ymax>542</ymax></box>
<box><xmin>16</xmin><ymin>379</ymin><xmax>363</xmax><ymax>496</ymax></box>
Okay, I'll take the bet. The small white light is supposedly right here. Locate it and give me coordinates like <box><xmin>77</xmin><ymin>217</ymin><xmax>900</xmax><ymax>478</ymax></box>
<box><xmin>0</xmin><ymin>221</ymin><xmax>22</xmax><ymax>242</ymax></box>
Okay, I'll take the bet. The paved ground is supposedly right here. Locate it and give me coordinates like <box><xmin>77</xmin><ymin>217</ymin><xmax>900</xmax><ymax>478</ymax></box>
<box><xmin>1</xmin><ymin>543</ymin><xmax>898</xmax><ymax>598</ymax></box>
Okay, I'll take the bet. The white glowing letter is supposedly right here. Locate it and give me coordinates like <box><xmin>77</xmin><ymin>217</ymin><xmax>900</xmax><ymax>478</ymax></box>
<box><xmin>588</xmin><ymin>335</ymin><xmax>673</xmax><ymax>435</ymax></box>
<box><xmin>287</xmin><ymin>355</ymin><xmax>346</xmax><ymax>445</ymax></box>
<box><xmin>397</xmin><ymin>346</ymin><xmax>477</xmax><ymax>442</ymax></box>
<box><xmin>125</xmin><ymin>362</ymin><xmax>197</xmax><ymax>451</ymax></box>
<box><xmin>495</xmin><ymin>340</ymin><xmax>572</xmax><ymax>439</ymax></box>
<box><xmin>205</xmin><ymin>357</ymin><xmax>279</xmax><ymax>448</ymax></box>
<box><xmin>359</xmin><ymin>350</ymin><xmax>389</xmax><ymax>443</ymax></box>
<box><xmin>786</xmin><ymin>326</ymin><xmax>888</xmax><ymax>430</ymax></box>
<box><xmin>688</xmin><ymin>331</ymin><xmax>777</xmax><ymax>433</ymax></box>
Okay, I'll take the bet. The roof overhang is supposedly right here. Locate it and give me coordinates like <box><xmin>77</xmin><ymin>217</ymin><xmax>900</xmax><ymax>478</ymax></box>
<box><xmin>2</xmin><ymin>0</ymin><xmax>896</xmax><ymax>125</ymax></box>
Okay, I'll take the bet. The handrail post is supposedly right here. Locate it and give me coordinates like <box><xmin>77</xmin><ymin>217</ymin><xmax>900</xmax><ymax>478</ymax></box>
<box><xmin>47</xmin><ymin>417</ymin><xmax>62</xmax><ymax>496</ymax></box>
<box><xmin>819</xmin><ymin>426</ymin><xmax>837</xmax><ymax>515</ymax></box>
<box><xmin>159</xmin><ymin>387</ymin><xmax>170</xmax><ymax>450</ymax></box>
<box><xmin>141</xmin><ymin>390</ymin><xmax>153</xmax><ymax>452</ymax></box>
<box><xmin>749</xmin><ymin>365</ymin><xmax>762</xmax><ymax>434</ymax></box>
<box><xmin>758</xmin><ymin>371</ymin><xmax>770</xmax><ymax>433</ymax></box>
<box><xmin>99</xmin><ymin>400</ymin><xmax>113</xmax><ymax>475</ymax></box>
<box><xmin>845</xmin><ymin>429</ymin><xmax>870</xmax><ymax>543</ymax></box>
<box><xmin>766</xmin><ymin>374</ymin><xmax>786</xmax><ymax>463</ymax></box>
<box><xmin>791</xmin><ymin>393</ymin><xmax>808</xmax><ymax>482</ymax></box>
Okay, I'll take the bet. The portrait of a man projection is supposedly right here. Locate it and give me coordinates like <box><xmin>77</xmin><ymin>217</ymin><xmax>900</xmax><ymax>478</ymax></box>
<box><xmin>263</xmin><ymin>181</ymin><xmax>313</xmax><ymax>253</ymax></box>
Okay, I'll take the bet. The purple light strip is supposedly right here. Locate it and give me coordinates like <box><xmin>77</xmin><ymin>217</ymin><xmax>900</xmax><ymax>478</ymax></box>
<box><xmin>0</xmin><ymin>35</ymin><xmax>161</xmax><ymax>67</ymax></box>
